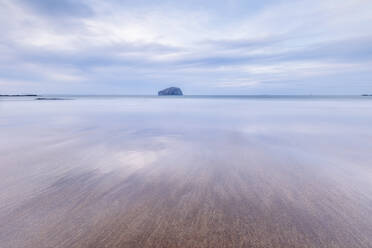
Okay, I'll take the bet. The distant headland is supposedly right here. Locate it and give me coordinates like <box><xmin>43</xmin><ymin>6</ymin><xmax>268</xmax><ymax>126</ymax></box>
<box><xmin>158</xmin><ymin>87</ymin><xmax>183</xmax><ymax>96</ymax></box>
<box><xmin>0</xmin><ymin>94</ymin><xmax>38</xmax><ymax>97</ymax></box>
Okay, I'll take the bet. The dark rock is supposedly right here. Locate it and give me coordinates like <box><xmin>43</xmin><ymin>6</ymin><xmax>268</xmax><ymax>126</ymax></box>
<box><xmin>158</xmin><ymin>87</ymin><xmax>183</xmax><ymax>96</ymax></box>
<box><xmin>35</xmin><ymin>97</ymin><xmax>70</xmax><ymax>100</ymax></box>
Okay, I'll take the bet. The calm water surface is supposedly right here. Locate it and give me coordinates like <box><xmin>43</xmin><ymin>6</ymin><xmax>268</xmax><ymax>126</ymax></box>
<box><xmin>1</xmin><ymin>96</ymin><xmax>372</xmax><ymax>248</ymax></box>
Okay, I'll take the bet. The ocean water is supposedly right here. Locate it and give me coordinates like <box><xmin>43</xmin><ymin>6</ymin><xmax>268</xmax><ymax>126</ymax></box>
<box><xmin>1</xmin><ymin>95</ymin><xmax>372</xmax><ymax>247</ymax></box>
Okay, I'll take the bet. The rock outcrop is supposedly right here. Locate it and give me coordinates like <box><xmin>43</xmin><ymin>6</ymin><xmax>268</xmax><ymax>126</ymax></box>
<box><xmin>158</xmin><ymin>87</ymin><xmax>183</xmax><ymax>96</ymax></box>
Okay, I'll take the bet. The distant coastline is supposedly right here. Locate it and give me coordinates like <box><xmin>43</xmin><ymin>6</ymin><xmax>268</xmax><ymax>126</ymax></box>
<box><xmin>1</xmin><ymin>94</ymin><xmax>372</xmax><ymax>99</ymax></box>
<box><xmin>0</xmin><ymin>94</ymin><xmax>37</xmax><ymax>97</ymax></box>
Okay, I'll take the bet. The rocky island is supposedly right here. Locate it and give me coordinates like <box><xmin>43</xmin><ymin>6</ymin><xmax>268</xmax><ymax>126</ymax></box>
<box><xmin>158</xmin><ymin>87</ymin><xmax>183</xmax><ymax>96</ymax></box>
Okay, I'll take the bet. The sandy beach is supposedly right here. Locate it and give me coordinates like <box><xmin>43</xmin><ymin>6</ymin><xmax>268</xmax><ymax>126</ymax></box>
<box><xmin>1</xmin><ymin>96</ymin><xmax>372</xmax><ymax>248</ymax></box>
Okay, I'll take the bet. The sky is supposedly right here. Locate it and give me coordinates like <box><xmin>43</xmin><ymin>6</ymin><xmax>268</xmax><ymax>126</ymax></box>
<box><xmin>0</xmin><ymin>0</ymin><xmax>371</xmax><ymax>95</ymax></box>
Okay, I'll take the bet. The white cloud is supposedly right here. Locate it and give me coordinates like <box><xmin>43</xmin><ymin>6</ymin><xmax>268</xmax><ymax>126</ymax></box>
<box><xmin>0</xmin><ymin>0</ymin><xmax>371</xmax><ymax>93</ymax></box>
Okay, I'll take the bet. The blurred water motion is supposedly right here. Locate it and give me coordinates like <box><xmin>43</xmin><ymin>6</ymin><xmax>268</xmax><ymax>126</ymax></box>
<box><xmin>1</xmin><ymin>96</ymin><xmax>372</xmax><ymax>247</ymax></box>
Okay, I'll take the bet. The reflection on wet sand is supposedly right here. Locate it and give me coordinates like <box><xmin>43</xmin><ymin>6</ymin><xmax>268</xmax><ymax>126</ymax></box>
<box><xmin>1</xmin><ymin>97</ymin><xmax>372</xmax><ymax>248</ymax></box>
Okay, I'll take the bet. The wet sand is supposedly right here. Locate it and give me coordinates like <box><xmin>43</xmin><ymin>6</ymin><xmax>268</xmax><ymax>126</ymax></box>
<box><xmin>1</xmin><ymin>96</ymin><xmax>372</xmax><ymax>247</ymax></box>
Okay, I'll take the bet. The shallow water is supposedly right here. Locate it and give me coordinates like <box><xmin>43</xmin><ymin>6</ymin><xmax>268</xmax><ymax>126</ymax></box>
<box><xmin>1</xmin><ymin>96</ymin><xmax>372</xmax><ymax>247</ymax></box>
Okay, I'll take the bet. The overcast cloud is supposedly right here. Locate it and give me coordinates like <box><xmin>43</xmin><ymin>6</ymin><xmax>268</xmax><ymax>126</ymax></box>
<box><xmin>0</xmin><ymin>0</ymin><xmax>371</xmax><ymax>94</ymax></box>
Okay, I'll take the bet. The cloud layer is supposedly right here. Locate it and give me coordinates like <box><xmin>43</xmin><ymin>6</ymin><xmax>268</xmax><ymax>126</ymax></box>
<box><xmin>1</xmin><ymin>0</ymin><xmax>371</xmax><ymax>94</ymax></box>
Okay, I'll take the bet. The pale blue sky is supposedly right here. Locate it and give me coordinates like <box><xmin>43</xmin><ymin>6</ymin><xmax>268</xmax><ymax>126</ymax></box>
<box><xmin>0</xmin><ymin>0</ymin><xmax>371</xmax><ymax>94</ymax></box>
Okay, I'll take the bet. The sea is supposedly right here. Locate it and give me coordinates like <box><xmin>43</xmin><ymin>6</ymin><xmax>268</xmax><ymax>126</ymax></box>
<box><xmin>1</xmin><ymin>95</ymin><xmax>372</xmax><ymax>247</ymax></box>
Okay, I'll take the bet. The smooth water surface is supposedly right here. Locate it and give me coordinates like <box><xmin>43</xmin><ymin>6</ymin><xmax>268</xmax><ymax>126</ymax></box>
<box><xmin>1</xmin><ymin>96</ymin><xmax>372</xmax><ymax>247</ymax></box>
